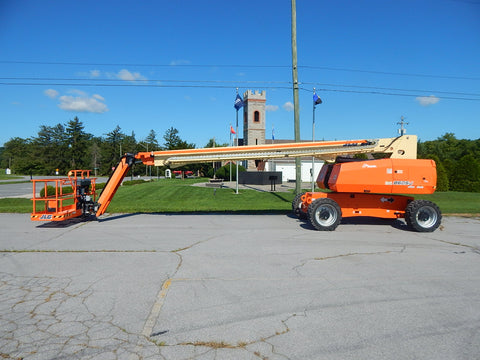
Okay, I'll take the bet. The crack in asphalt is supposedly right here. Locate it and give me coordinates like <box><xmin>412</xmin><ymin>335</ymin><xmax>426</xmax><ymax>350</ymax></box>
<box><xmin>0</xmin><ymin>272</ymin><xmax>165</xmax><ymax>360</ymax></box>
<box><xmin>422</xmin><ymin>237</ymin><xmax>480</xmax><ymax>254</ymax></box>
<box><xmin>292</xmin><ymin>246</ymin><xmax>407</xmax><ymax>276</ymax></box>
<box><xmin>153</xmin><ymin>311</ymin><xmax>294</xmax><ymax>360</ymax></box>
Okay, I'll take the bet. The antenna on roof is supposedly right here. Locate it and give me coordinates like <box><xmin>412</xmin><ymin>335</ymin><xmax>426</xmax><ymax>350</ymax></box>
<box><xmin>397</xmin><ymin>116</ymin><xmax>409</xmax><ymax>136</ymax></box>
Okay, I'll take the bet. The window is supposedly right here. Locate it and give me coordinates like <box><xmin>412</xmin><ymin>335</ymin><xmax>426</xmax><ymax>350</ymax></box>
<box><xmin>254</xmin><ymin>111</ymin><xmax>260</xmax><ymax>123</ymax></box>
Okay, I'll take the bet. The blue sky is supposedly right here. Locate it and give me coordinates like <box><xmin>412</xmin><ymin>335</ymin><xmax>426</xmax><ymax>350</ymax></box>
<box><xmin>1</xmin><ymin>0</ymin><xmax>479</xmax><ymax>148</ymax></box>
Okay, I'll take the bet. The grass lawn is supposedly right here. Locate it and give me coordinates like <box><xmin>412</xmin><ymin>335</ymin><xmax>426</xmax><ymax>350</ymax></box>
<box><xmin>0</xmin><ymin>175</ymin><xmax>25</xmax><ymax>181</ymax></box>
<box><xmin>414</xmin><ymin>191</ymin><xmax>480</xmax><ymax>215</ymax></box>
<box><xmin>0</xmin><ymin>178</ymin><xmax>479</xmax><ymax>215</ymax></box>
<box><xmin>108</xmin><ymin>178</ymin><xmax>295</xmax><ymax>213</ymax></box>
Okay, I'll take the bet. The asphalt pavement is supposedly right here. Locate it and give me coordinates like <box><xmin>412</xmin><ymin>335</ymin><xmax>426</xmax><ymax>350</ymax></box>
<box><xmin>1</xmin><ymin>212</ymin><xmax>479</xmax><ymax>360</ymax></box>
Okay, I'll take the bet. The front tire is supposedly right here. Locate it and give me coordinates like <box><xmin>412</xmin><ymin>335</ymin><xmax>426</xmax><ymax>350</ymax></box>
<box><xmin>292</xmin><ymin>192</ymin><xmax>307</xmax><ymax>219</ymax></box>
<box><xmin>405</xmin><ymin>200</ymin><xmax>442</xmax><ymax>232</ymax></box>
<box><xmin>308</xmin><ymin>198</ymin><xmax>342</xmax><ymax>231</ymax></box>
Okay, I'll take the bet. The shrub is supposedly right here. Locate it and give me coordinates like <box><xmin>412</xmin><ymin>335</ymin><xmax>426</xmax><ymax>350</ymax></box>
<box><xmin>39</xmin><ymin>186</ymin><xmax>74</xmax><ymax>197</ymax></box>
<box><xmin>214</xmin><ymin>163</ymin><xmax>246</xmax><ymax>181</ymax></box>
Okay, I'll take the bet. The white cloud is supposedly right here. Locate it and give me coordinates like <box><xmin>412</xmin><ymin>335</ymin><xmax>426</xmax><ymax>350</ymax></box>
<box><xmin>90</xmin><ymin>69</ymin><xmax>101</xmax><ymax>77</ymax></box>
<box><xmin>57</xmin><ymin>92</ymin><xmax>108</xmax><ymax>113</ymax></box>
<box><xmin>283</xmin><ymin>102</ymin><xmax>294</xmax><ymax>111</ymax></box>
<box><xmin>416</xmin><ymin>95</ymin><xmax>440</xmax><ymax>106</ymax></box>
<box><xmin>266</xmin><ymin>105</ymin><xmax>279</xmax><ymax>112</ymax></box>
<box><xmin>44</xmin><ymin>89</ymin><xmax>59</xmax><ymax>99</ymax></box>
<box><xmin>116</xmin><ymin>69</ymin><xmax>147</xmax><ymax>82</ymax></box>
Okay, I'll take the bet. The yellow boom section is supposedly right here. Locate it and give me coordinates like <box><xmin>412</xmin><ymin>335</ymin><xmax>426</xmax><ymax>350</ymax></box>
<box><xmin>149</xmin><ymin>135</ymin><xmax>417</xmax><ymax>168</ymax></box>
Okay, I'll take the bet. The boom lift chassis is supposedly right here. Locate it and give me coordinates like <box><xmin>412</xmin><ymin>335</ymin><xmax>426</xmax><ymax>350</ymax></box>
<box><xmin>30</xmin><ymin>135</ymin><xmax>442</xmax><ymax>232</ymax></box>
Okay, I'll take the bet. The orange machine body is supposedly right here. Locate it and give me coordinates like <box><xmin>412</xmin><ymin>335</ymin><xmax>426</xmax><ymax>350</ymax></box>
<box><xmin>302</xmin><ymin>158</ymin><xmax>437</xmax><ymax>220</ymax></box>
<box><xmin>317</xmin><ymin>158</ymin><xmax>436</xmax><ymax>195</ymax></box>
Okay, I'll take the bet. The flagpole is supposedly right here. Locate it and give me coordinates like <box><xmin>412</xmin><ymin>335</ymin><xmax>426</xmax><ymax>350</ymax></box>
<box><xmin>311</xmin><ymin>88</ymin><xmax>316</xmax><ymax>192</ymax></box>
<box><xmin>229</xmin><ymin>123</ymin><xmax>232</xmax><ymax>182</ymax></box>
<box><xmin>235</xmin><ymin>88</ymin><xmax>240</xmax><ymax>194</ymax></box>
<box><xmin>312</xmin><ymin>89</ymin><xmax>322</xmax><ymax>192</ymax></box>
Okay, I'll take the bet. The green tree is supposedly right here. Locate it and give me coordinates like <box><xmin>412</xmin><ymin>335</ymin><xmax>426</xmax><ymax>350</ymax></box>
<box><xmin>32</xmin><ymin>124</ymin><xmax>69</xmax><ymax>174</ymax></box>
<box><xmin>143</xmin><ymin>129</ymin><xmax>159</xmax><ymax>150</ymax></box>
<box><xmin>450</xmin><ymin>154</ymin><xmax>480</xmax><ymax>192</ymax></box>
<box><xmin>101</xmin><ymin>126</ymin><xmax>125</xmax><ymax>174</ymax></box>
<box><xmin>2</xmin><ymin>137</ymin><xmax>34</xmax><ymax>174</ymax></box>
<box><xmin>205</xmin><ymin>138</ymin><xmax>229</xmax><ymax>148</ymax></box>
<box><xmin>137</xmin><ymin>130</ymin><xmax>159</xmax><ymax>176</ymax></box>
<box><xmin>162</xmin><ymin>127</ymin><xmax>195</xmax><ymax>150</ymax></box>
<box><xmin>89</xmin><ymin>138</ymin><xmax>102</xmax><ymax>176</ymax></box>
<box><xmin>65</xmin><ymin>117</ymin><xmax>91</xmax><ymax>169</ymax></box>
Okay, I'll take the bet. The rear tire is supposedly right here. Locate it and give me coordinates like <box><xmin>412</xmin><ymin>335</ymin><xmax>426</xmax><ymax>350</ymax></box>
<box><xmin>308</xmin><ymin>198</ymin><xmax>342</xmax><ymax>231</ymax></box>
<box><xmin>292</xmin><ymin>192</ymin><xmax>307</xmax><ymax>219</ymax></box>
<box><xmin>405</xmin><ymin>200</ymin><xmax>442</xmax><ymax>232</ymax></box>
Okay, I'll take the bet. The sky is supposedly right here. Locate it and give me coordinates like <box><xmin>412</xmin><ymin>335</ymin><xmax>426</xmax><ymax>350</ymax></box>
<box><xmin>1</xmin><ymin>0</ymin><xmax>479</xmax><ymax>149</ymax></box>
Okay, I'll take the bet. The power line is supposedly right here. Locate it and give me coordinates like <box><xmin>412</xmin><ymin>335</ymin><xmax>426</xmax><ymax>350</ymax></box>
<box><xmin>0</xmin><ymin>77</ymin><xmax>291</xmax><ymax>86</ymax></box>
<box><xmin>303</xmin><ymin>81</ymin><xmax>480</xmax><ymax>97</ymax></box>
<box><xmin>299</xmin><ymin>86</ymin><xmax>480</xmax><ymax>101</ymax></box>
<box><xmin>1</xmin><ymin>60</ymin><xmax>479</xmax><ymax>81</ymax></box>
<box><xmin>0</xmin><ymin>80</ymin><xmax>478</xmax><ymax>101</ymax></box>
<box><xmin>0</xmin><ymin>60</ymin><xmax>288</xmax><ymax>69</ymax></box>
<box><xmin>1</xmin><ymin>76</ymin><xmax>479</xmax><ymax>99</ymax></box>
<box><xmin>0</xmin><ymin>81</ymin><xmax>293</xmax><ymax>90</ymax></box>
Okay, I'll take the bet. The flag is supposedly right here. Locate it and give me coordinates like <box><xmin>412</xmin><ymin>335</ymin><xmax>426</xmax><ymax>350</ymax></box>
<box><xmin>272</xmin><ymin>126</ymin><xmax>275</xmax><ymax>141</ymax></box>
<box><xmin>230</xmin><ymin>125</ymin><xmax>236</xmax><ymax>134</ymax></box>
<box><xmin>313</xmin><ymin>93</ymin><xmax>322</xmax><ymax>105</ymax></box>
<box><xmin>234</xmin><ymin>94</ymin><xmax>244</xmax><ymax>110</ymax></box>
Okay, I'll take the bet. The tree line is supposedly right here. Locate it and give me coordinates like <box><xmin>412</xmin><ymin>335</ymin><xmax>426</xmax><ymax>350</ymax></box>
<box><xmin>0</xmin><ymin>117</ymin><xmax>220</xmax><ymax>178</ymax></box>
<box><xmin>417</xmin><ymin>133</ymin><xmax>480</xmax><ymax>192</ymax></box>
<box><xmin>1</xmin><ymin>119</ymin><xmax>479</xmax><ymax>192</ymax></box>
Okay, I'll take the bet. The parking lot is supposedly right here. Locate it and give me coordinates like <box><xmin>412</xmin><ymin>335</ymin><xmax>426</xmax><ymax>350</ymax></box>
<box><xmin>1</xmin><ymin>212</ymin><xmax>479</xmax><ymax>359</ymax></box>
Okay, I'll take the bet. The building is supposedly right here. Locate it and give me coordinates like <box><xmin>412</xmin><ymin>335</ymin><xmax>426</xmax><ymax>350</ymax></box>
<box><xmin>241</xmin><ymin>90</ymin><xmax>323</xmax><ymax>183</ymax></box>
<box><xmin>242</xmin><ymin>90</ymin><xmax>266</xmax><ymax>170</ymax></box>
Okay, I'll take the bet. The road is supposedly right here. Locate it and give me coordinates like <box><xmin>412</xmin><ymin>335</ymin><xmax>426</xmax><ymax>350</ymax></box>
<box><xmin>0</xmin><ymin>176</ymin><xmax>109</xmax><ymax>199</ymax></box>
<box><xmin>0</xmin><ymin>212</ymin><xmax>479</xmax><ymax>360</ymax></box>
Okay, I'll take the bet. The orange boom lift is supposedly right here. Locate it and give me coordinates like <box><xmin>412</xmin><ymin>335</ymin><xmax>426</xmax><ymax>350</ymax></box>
<box><xmin>30</xmin><ymin>134</ymin><xmax>442</xmax><ymax>232</ymax></box>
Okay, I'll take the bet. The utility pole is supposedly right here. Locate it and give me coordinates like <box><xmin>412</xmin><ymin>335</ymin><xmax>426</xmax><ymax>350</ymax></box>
<box><xmin>291</xmin><ymin>0</ymin><xmax>301</xmax><ymax>194</ymax></box>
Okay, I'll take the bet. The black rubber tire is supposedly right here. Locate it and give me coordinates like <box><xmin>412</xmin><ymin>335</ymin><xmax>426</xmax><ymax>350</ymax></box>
<box><xmin>292</xmin><ymin>192</ymin><xmax>307</xmax><ymax>219</ymax></box>
<box><xmin>308</xmin><ymin>198</ymin><xmax>342</xmax><ymax>231</ymax></box>
<box><xmin>405</xmin><ymin>200</ymin><xmax>442</xmax><ymax>232</ymax></box>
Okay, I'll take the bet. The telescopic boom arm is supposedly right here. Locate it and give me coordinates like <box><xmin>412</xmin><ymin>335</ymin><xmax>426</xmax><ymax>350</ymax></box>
<box><xmin>93</xmin><ymin>135</ymin><xmax>416</xmax><ymax>217</ymax></box>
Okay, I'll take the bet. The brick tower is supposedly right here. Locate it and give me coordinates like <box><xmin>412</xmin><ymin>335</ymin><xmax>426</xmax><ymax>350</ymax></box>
<box><xmin>243</xmin><ymin>90</ymin><xmax>266</xmax><ymax>170</ymax></box>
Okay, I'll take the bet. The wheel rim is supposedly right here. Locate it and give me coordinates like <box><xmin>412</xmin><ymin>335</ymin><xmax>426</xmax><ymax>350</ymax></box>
<box><xmin>416</xmin><ymin>206</ymin><xmax>438</xmax><ymax>228</ymax></box>
<box><xmin>314</xmin><ymin>204</ymin><xmax>338</xmax><ymax>227</ymax></box>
